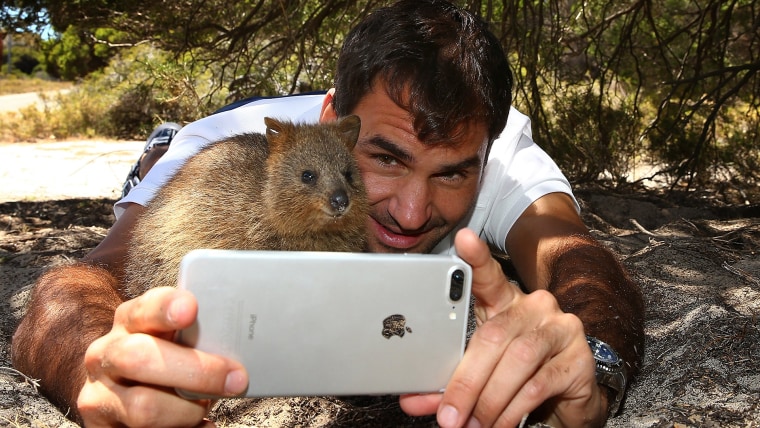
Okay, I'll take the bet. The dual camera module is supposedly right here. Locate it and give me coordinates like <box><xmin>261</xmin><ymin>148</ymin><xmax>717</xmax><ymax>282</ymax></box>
<box><xmin>449</xmin><ymin>269</ymin><xmax>465</xmax><ymax>302</ymax></box>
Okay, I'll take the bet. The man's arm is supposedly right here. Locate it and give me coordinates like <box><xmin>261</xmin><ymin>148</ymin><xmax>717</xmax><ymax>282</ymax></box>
<box><xmin>12</xmin><ymin>263</ymin><xmax>122</xmax><ymax>423</ymax></box>
<box><xmin>505</xmin><ymin>192</ymin><xmax>645</xmax><ymax>383</ymax></box>
<box><xmin>11</xmin><ymin>203</ymin><xmax>143</xmax><ymax>422</ymax></box>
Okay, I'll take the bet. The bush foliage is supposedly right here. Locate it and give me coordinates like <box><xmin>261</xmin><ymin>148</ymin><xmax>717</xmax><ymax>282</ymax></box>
<box><xmin>1</xmin><ymin>0</ymin><xmax>758</xmax><ymax>199</ymax></box>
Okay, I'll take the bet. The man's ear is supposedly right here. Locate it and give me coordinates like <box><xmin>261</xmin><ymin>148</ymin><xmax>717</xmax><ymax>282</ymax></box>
<box><xmin>319</xmin><ymin>88</ymin><xmax>338</xmax><ymax>123</ymax></box>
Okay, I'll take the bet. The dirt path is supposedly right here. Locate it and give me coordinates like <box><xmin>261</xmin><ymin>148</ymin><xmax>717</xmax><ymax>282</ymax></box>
<box><xmin>0</xmin><ymin>90</ymin><xmax>71</xmax><ymax>113</ymax></box>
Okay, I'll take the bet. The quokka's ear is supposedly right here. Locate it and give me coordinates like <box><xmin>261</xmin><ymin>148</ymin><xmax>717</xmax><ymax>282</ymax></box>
<box><xmin>264</xmin><ymin>117</ymin><xmax>291</xmax><ymax>150</ymax></box>
<box><xmin>336</xmin><ymin>115</ymin><xmax>361</xmax><ymax>151</ymax></box>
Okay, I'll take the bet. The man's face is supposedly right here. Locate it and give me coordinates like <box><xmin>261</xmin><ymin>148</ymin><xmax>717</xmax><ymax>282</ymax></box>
<box><xmin>349</xmin><ymin>84</ymin><xmax>489</xmax><ymax>254</ymax></box>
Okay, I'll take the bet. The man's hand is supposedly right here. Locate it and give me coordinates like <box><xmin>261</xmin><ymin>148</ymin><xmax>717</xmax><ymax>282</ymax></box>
<box><xmin>77</xmin><ymin>287</ymin><xmax>249</xmax><ymax>427</ymax></box>
<box><xmin>399</xmin><ymin>228</ymin><xmax>605</xmax><ymax>427</ymax></box>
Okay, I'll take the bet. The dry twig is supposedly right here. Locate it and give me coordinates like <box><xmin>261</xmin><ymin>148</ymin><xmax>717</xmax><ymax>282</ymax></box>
<box><xmin>0</xmin><ymin>366</ymin><xmax>40</xmax><ymax>392</ymax></box>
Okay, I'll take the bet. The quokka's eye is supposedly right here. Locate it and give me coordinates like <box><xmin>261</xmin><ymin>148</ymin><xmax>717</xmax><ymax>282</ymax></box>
<box><xmin>301</xmin><ymin>170</ymin><xmax>317</xmax><ymax>184</ymax></box>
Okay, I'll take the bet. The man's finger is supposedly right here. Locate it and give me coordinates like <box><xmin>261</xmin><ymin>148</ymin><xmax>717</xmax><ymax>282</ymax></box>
<box><xmin>398</xmin><ymin>393</ymin><xmax>442</xmax><ymax>416</ymax></box>
<box><xmin>114</xmin><ymin>287</ymin><xmax>198</xmax><ymax>337</ymax></box>
<box><xmin>78</xmin><ymin>378</ymin><xmax>213</xmax><ymax>428</ymax></box>
<box><xmin>454</xmin><ymin>228</ymin><xmax>520</xmax><ymax>318</ymax></box>
<box><xmin>85</xmin><ymin>332</ymin><xmax>248</xmax><ymax>398</ymax></box>
<box><xmin>434</xmin><ymin>310</ymin><xmax>517</xmax><ymax>428</ymax></box>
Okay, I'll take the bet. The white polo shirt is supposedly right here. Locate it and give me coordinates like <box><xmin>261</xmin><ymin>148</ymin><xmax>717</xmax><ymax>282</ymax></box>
<box><xmin>117</xmin><ymin>94</ymin><xmax>576</xmax><ymax>255</ymax></box>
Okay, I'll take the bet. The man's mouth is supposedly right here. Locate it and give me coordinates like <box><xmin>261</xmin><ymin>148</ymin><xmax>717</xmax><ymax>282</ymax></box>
<box><xmin>369</xmin><ymin>217</ymin><xmax>424</xmax><ymax>251</ymax></box>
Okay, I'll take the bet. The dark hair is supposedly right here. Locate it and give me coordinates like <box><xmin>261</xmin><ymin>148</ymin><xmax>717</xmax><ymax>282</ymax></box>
<box><xmin>333</xmin><ymin>0</ymin><xmax>512</xmax><ymax>145</ymax></box>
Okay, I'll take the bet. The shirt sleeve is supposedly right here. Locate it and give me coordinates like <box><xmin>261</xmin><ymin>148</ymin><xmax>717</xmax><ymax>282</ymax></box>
<box><xmin>463</xmin><ymin>107</ymin><xmax>579</xmax><ymax>255</ymax></box>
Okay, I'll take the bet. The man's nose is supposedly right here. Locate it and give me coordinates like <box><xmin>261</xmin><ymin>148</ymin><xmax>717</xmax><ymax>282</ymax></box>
<box><xmin>388</xmin><ymin>177</ymin><xmax>433</xmax><ymax>231</ymax></box>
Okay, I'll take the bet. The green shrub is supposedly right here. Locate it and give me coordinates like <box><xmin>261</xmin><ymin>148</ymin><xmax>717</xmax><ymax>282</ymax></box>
<box><xmin>0</xmin><ymin>44</ymin><xmax>228</xmax><ymax>141</ymax></box>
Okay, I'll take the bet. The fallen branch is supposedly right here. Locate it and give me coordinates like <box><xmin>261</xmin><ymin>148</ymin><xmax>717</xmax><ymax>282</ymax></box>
<box><xmin>722</xmin><ymin>261</ymin><xmax>760</xmax><ymax>286</ymax></box>
<box><xmin>630</xmin><ymin>218</ymin><xmax>663</xmax><ymax>237</ymax></box>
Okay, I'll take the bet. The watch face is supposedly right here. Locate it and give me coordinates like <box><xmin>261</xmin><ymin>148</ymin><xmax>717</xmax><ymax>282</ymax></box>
<box><xmin>588</xmin><ymin>337</ymin><xmax>621</xmax><ymax>365</ymax></box>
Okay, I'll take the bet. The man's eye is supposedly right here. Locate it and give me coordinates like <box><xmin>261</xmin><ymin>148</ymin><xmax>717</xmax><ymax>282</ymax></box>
<box><xmin>438</xmin><ymin>171</ymin><xmax>466</xmax><ymax>184</ymax></box>
<box><xmin>376</xmin><ymin>154</ymin><xmax>398</xmax><ymax>166</ymax></box>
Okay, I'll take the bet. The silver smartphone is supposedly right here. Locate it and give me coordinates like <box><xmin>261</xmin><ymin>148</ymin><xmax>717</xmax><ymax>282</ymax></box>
<box><xmin>174</xmin><ymin>249</ymin><xmax>472</xmax><ymax>399</ymax></box>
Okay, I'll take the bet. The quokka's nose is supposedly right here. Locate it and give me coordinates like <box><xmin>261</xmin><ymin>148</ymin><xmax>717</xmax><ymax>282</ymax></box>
<box><xmin>330</xmin><ymin>189</ymin><xmax>349</xmax><ymax>212</ymax></box>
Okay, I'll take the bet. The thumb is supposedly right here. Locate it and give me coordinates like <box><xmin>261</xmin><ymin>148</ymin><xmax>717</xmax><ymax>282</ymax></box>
<box><xmin>454</xmin><ymin>228</ymin><xmax>521</xmax><ymax>321</ymax></box>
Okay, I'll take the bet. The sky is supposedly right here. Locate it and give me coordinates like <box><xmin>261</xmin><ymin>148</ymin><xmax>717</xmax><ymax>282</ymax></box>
<box><xmin>2</xmin><ymin>7</ymin><xmax>56</xmax><ymax>39</ymax></box>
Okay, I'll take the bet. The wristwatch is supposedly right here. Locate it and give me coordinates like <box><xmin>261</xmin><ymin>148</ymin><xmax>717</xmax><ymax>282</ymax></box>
<box><xmin>586</xmin><ymin>336</ymin><xmax>626</xmax><ymax>416</ymax></box>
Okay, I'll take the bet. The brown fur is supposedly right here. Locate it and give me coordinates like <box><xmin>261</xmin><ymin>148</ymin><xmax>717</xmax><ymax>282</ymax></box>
<box><xmin>123</xmin><ymin>116</ymin><xmax>368</xmax><ymax>298</ymax></box>
<box><xmin>12</xmin><ymin>263</ymin><xmax>123</xmax><ymax>425</ymax></box>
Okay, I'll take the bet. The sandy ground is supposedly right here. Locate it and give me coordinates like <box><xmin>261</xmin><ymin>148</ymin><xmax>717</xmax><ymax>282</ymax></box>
<box><xmin>0</xmin><ymin>140</ymin><xmax>141</xmax><ymax>203</ymax></box>
<box><xmin>0</xmin><ymin>112</ymin><xmax>758</xmax><ymax>426</ymax></box>
<box><xmin>2</xmin><ymin>185</ymin><xmax>758</xmax><ymax>427</ymax></box>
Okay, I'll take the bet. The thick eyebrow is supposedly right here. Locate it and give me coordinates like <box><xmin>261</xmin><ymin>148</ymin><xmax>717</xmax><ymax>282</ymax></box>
<box><xmin>365</xmin><ymin>135</ymin><xmax>414</xmax><ymax>163</ymax></box>
<box><xmin>363</xmin><ymin>135</ymin><xmax>483</xmax><ymax>174</ymax></box>
<box><xmin>441</xmin><ymin>155</ymin><xmax>483</xmax><ymax>174</ymax></box>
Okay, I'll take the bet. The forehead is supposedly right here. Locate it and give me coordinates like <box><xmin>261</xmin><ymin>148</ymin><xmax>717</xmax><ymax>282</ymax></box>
<box><xmin>349</xmin><ymin>85</ymin><xmax>489</xmax><ymax>157</ymax></box>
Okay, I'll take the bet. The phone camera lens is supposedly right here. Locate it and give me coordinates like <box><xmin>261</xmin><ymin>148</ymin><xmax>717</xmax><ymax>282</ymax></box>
<box><xmin>449</xmin><ymin>269</ymin><xmax>464</xmax><ymax>301</ymax></box>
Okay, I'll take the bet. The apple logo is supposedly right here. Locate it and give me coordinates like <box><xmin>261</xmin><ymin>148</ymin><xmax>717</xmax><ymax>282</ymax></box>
<box><xmin>382</xmin><ymin>314</ymin><xmax>413</xmax><ymax>339</ymax></box>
